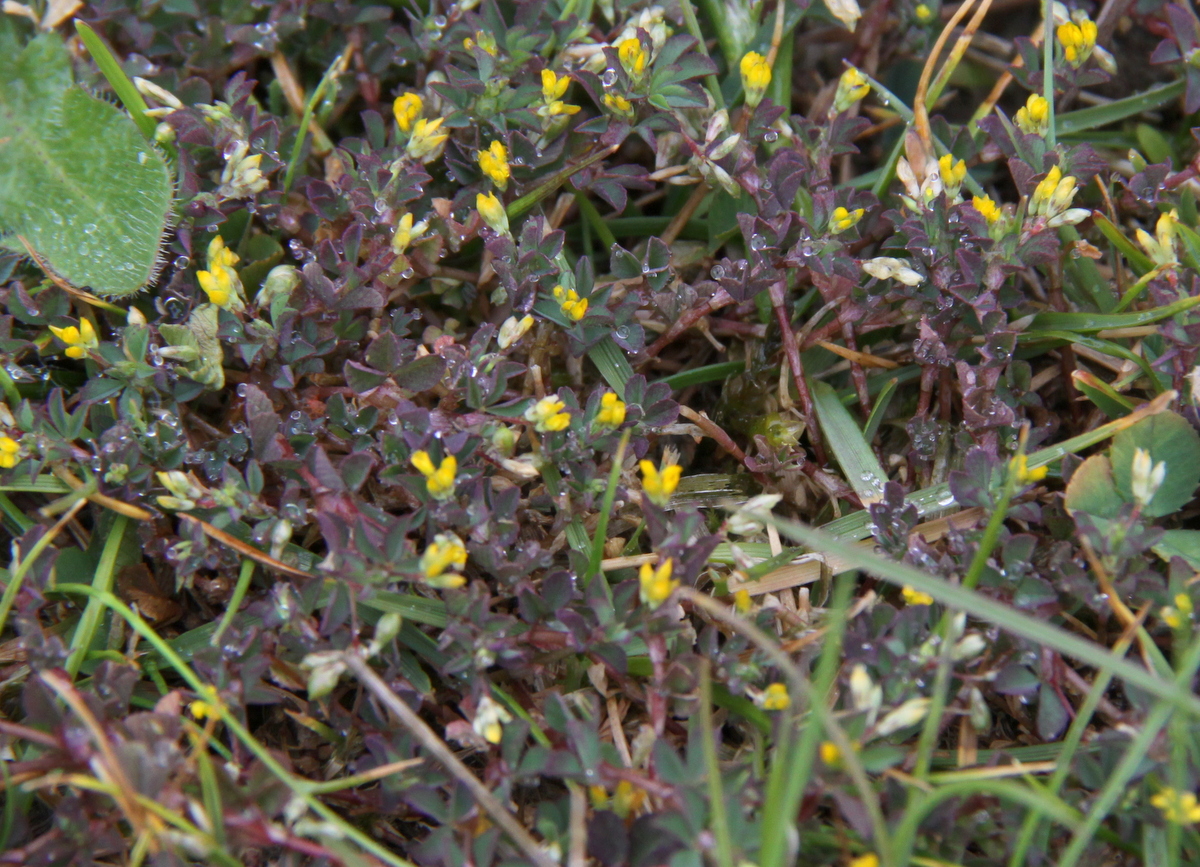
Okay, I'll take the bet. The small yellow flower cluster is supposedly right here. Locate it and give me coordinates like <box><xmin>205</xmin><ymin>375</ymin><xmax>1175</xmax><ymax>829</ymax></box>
<box><xmin>478</xmin><ymin>140</ymin><xmax>511</xmax><ymax>190</ymax></box>
<box><xmin>498</xmin><ymin>314</ymin><xmax>534</xmax><ymax>350</ymax></box>
<box><xmin>419</xmin><ymin>532</ymin><xmax>468</xmax><ymax>588</ymax></box>
<box><xmin>1029</xmin><ymin>165</ymin><xmax>1089</xmax><ymax>228</ymax></box>
<box><xmin>553</xmin><ymin>284</ymin><xmax>588</xmax><ymax>321</ymax></box>
<box><xmin>1161</xmin><ymin>593</ymin><xmax>1194</xmax><ymax>629</ymax></box>
<box><xmin>476</xmin><ymin>191</ymin><xmax>510</xmax><ymax>235</ymax></box>
<box><xmin>0</xmin><ymin>436</ymin><xmax>21</xmax><ymax>469</ymax></box>
<box><xmin>740</xmin><ymin>51</ymin><xmax>772</xmax><ymax>109</ymax></box>
<box><xmin>189</xmin><ymin>685</ymin><xmax>223</xmax><ymax>721</ymax></box>
<box><xmin>49</xmin><ymin>317</ymin><xmax>99</xmax><ymax>360</ymax></box>
<box><xmin>411</xmin><ymin>450</ymin><xmax>457</xmax><ymax>500</ymax></box>
<box><xmin>1137</xmin><ymin>209</ymin><xmax>1179</xmax><ymax>269</ymax></box>
<box><xmin>833</xmin><ymin>66</ymin><xmax>870</xmax><ymax>114</ymax></box>
<box><xmin>972</xmin><ymin>195</ymin><xmax>1002</xmax><ymax>225</ymax></box>
<box><xmin>594</xmin><ymin>392</ymin><xmax>626</xmax><ymax>429</ymax></box>
<box><xmin>394</xmin><ymin>93</ymin><xmax>448</xmax><ymax>162</ymax></box>
<box><xmin>472</xmin><ymin>694</ymin><xmax>511</xmax><ymax>744</ymax></box>
<box><xmin>901</xmin><ymin>586</ymin><xmax>934</xmax><ymax>606</ymax></box>
<box><xmin>1151</xmin><ymin>787</ymin><xmax>1200</xmax><ymax>824</ymax></box>
<box><xmin>392</xmin><ymin>211</ymin><xmax>430</xmax><ymax>255</ymax></box>
<box><xmin>1009</xmin><ymin>453</ymin><xmax>1048</xmax><ymax>485</ymax></box>
<box><xmin>830</xmin><ymin>206</ymin><xmax>865</xmax><ymax>234</ymax></box>
<box><xmin>525</xmin><ymin>395</ymin><xmax>571</xmax><ymax>432</ymax></box>
<box><xmin>761</xmin><ymin>682</ymin><xmax>790</xmax><ymax>711</ymax></box>
<box><xmin>914</xmin><ymin>2</ymin><xmax>935</xmax><ymax>22</ymax></box>
<box><xmin>1057</xmin><ymin>14</ymin><xmax>1098</xmax><ymax>68</ymax></box>
<box><xmin>617</xmin><ymin>37</ymin><xmax>648</xmax><ymax>78</ymax></box>
<box><xmin>1014</xmin><ymin>93</ymin><xmax>1050</xmax><ymax>136</ymax></box>
<box><xmin>937</xmin><ymin>154</ymin><xmax>967</xmax><ymax>199</ymax></box>
<box><xmin>539</xmin><ymin>69</ymin><xmax>581</xmax><ymax>120</ymax></box>
<box><xmin>604</xmin><ymin>92</ymin><xmax>635</xmax><ymax>118</ymax></box>
<box><xmin>639</xmin><ymin>557</ymin><xmax>678</xmax><ymax>608</ymax></box>
<box><xmin>196</xmin><ymin>235</ymin><xmax>243</xmax><ymax>310</ymax></box>
<box><xmin>463</xmin><ymin>31</ymin><xmax>498</xmax><ymax>56</ymax></box>
<box><xmin>849</xmin><ymin>854</ymin><xmax>880</xmax><ymax>867</ymax></box>
<box><xmin>640</xmin><ymin>458</ymin><xmax>681</xmax><ymax>507</ymax></box>
<box><xmin>588</xmin><ymin>779</ymin><xmax>646</xmax><ymax>818</ymax></box>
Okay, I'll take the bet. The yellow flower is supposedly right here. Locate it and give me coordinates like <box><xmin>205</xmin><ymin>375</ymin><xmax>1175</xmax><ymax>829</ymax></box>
<box><xmin>1009</xmin><ymin>453</ymin><xmax>1048</xmax><ymax>485</ymax></box>
<box><xmin>1057</xmin><ymin>17</ymin><xmax>1097</xmax><ymax>68</ymax></box>
<box><xmin>972</xmin><ymin>195</ymin><xmax>1002</xmax><ymax>225</ymax></box>
<box><xmin>604</xmin><ymin>92</ymin><xmax>634</xmax><ymax>118</ymax></box>
<box><xmin>762</xmin><ymin>682</ymin><xmax>790</xmax><ymax>710</ymax></box>
<box><xmin>189</xmin><ymin>685</ymin><xmax>222</xmax><ymax>720</ymax></box>
<box><xmin>612</xmin><ymin>779</ymin><xmax>645</xmax><ymax>818</ymax></box>
<box><xmin>497</xmin><ymin>314</ymin><xmax>534</xmax><ymax>349</ymax></box>
<box><xmin>594</xmin><ymin>392</ymin><xmax>626</xmax><ymax>429</ymax></box>
<box><xmin>734</xmin><ymin>588</ymin><xmax>752</xmax><ymax>613</ymax></box>
<box><xmin>48</xmin><ymin>318</ymin><xmax>98</xmax><ymax>359</ymax></box>
<box><xmin>208</xmin><ymin>235</ymin><xmax>239</xmax><ymax>270</ymax></box>
<box><xmin>849</xmin><ymin>855</ymin><xmax>880</xmax><ymax>867</ymax></box>
<box><xmin>552</xmin><ymin>284</ymin><xmax>589</xmax><ymax>321</ymax></box>
<box><xmin>419</xmin><ymin>533</ymin><xmax>468</xmax><ymax>587</ymax></box>
<box><xmin>0</xmin><ymin>436</ymin><xmax>20</xmax><ymax>470</ymax></box>
<box><xmin>639</xmin><ymin>557</ymin><xmax>678</xmax><ymax>608</ymax></box>
<box><xmin>411</xmin><ymin>450</ymin><xmax>458</xmax><ymax>500</ymax></box>
<box><xmin>478</xmin><ymin>140</ymin><xmax>511</xmax><ymax>190</ymax></box>
<box><xmin>476</xmin><ymin>191</ymin><xmax>510</xmax><ymax>235</ymax></box>
<box><xmin>472</xmin><ymin>694</ymin><xmax>511</xmax><ymax>744</ymax></box>
<box><xmin>1014</xmin><ymin>93</ymin><xmax>1049</xmax><ymax>136</ymax></box>
<box><xmin>1151</xmin><ymin>787</ymin><xmax>1200</xmax><ymax>824</ymax></box>
<box><xmin>525</xmin><ymin>395</ymin><xmax>571</xmax><ymax>432</ymax></box>
<box><xmin>542</xmin><ymin>68</ymin><xmax>571</xmax><ymax>103</ymax></box>
<box><xmin>1137</xmin><ymin>209</ymin><xmax>1179</xmax><ymax>268</ymax></box>
<box><xmin>617</xmin><ymin>37</ymin><xmax>648</xmax><ymax>77</ymax></box>
<box><xmin>740</xmin><ymin>51</ymin><xmax>772</xmax><ymax>108</ymax></box>
<box><xmin>914</xmin><ymin>3</ymin><xmax>935</xmax><ymax>22</ymax></box>
<box><xmin>640</xmin><ymin>458</ymin><xmax>682</xmax><ymax>507</ymax></box>
<box><xmin>902</xmin><ymin>586</ymin><xmax>934</xmax><ymax>606</ymax></box>
<box><xmin>829</xmin><ymin>206</ymin><xmax>865</xmax><ymax>233</ymax></box>
<box><xmin>1029</xmin><ymin>165</ymin><xmax>1088</xmax><ymax>226</ymax></box>
<box><xmin>463</xmin><ymin>31</ymin><xmax>497</xmax><ymax>55</ymax></box>
<box><xmin>937</xmin><ymin>154</ymin><xmax>967</xmax><ymax>198</ymax></box>
<box><xmin>406</xmin><ymin>117</ymin><xmax>448</xmax><ymax>162</ymax></box>
<box><xmin>820</xmin><ymin>741</ymin><xmax>842</xmax><ymax>765</ymax></box>
<box><xmin>833</xmin><ymin>66</ymin><xmax>870</xmax><ymax>113</ymax></box>
<box><xmin>197</xmin><ymin>266</ymin><xmax>233</xmax><ymax>308</ymax></box>
<box><xmin>1162</xmin><ymin>605</ymin><xmax>1184</xmax><ymax>629</ymax></box>
<box><xmin>1177</xmin><ymin>593</ymin><xmax>1194</xmax><ymax>615</ymax></box>
<box><xmin>393</xmin><ymin>92</ymin><xmax>422</xmax><ymax>133</ymax></box>
<box><xmin>392</xmin><ymin>212</ymin><xmax>430</xmax><ymax>255</ymax></box>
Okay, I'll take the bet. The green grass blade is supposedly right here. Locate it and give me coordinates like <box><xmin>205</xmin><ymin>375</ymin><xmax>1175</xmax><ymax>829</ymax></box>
<box><xmin>66</xmin><ymin>514</ymin><xmax>128</xmax><ymax>678</ymax></box>
<box><xmin>1057</xmin><ymin>79</ymin><xmax>1185</xmax><ymax>135</ymax></box>
<box><xmin>862</xmin><ymin>377</ymin><xmax>899</xmax><ymax>443</ymax></box>
<box><xmin>811</xmin><ymin>379</ymin><xmax>888</xmax><ymax>503</ymax></box>
<box><xmin>1093</xmin><ymin>212</ymin><xmax>1155</xmax><ymax>276</ymax></box>
<box><xmin>75</xmin><ymin>21</ymin><xmax>157</xmax><ymax>141</ymax></box>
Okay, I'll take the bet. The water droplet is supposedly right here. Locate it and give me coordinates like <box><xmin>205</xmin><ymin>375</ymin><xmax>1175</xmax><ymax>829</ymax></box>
<box><xmin>763</xmin><ymin>130</ymin><xmax>778</xmax><ymax>142</ymax></box>
<box><xmin>388</xmin><ymin>411</ymin><xmax>400</xmax><ymax>425</ymax></box>
<box><xmin>374</xmin><ymin>198</ymin><xmax>387</xmax><ymax>214</ymax></box>
<box><xmin>937</xmin><ymin>492</ymin><xmax>955</xmax><ymax>506</ymax></box>
<box><xmin>614</xmin><ymin>326</ymin><xmax>629</xmax><ymax>339</ymax></box>
<box><xmin>400</xmin><ymin>267</ymin><xmax>415</xmax><ymax>279</ymax></box>
<box><xmin>255</xmin><ymin>22</ymin><xmax>273</xmax><ymax>34</ymax></box>
<box><xmin>641</xmin><ymin>263</ymin><xmax>651</xmax><ymax>274</ymax></box>
<box><xmin>237</xmin><ymin>383</ymin><xmax>249</xmax><ymax>396</ymax></box>
<box><xmin>49</xmin><ymin>212</ymin><xmax>63</xmax><ymax>225</ymax></box>
<box><xmin>433</xmin><ymin>14</ymin><xmax>447</xmax><ymax>27</ymax></box>
<box><xmin>762</xmin><ymin>179</ymin><xmax>772</xmax><ymax>190</ymax></box>
<box><xmin>800</xmin><ymin>244</ymin><xmax>814</xmax><ymax>257</ymax></box>
<box><xmin>231</xmin><ymin>422</ymin><xmax>247</xmax><ymax>434</ymax></box>
<box><xmin>174</xmin><ymin>256</ymin><xmax>190</xmax><ymax>269</ymax></box>
<box><xmin>710</xmin><ymin>265</ymin><xmax>726</xmax><ymax>280</ymax></box>
<box><xmin>749</xmin><ymin>234</ymin><xmax>767</xmax><ymax>251</ymax></box>
<box><xmin>137</xmin><ymin>151</ymin><xmax>148</xmax><ymax>164</ymax></box>
<box><xmin>601</xmin><ymin>68</ymin><xmax>618</xmax><ymax>87</ymax></box>
<box><xmin>290</xmin><ymin>411</ymin><xmax>302</xmax><ymax>420</ymax></box>
<box><xmin>83</xmin><ymin>224</ymin><xmax>98</xmax><ymax>234</ymax></box>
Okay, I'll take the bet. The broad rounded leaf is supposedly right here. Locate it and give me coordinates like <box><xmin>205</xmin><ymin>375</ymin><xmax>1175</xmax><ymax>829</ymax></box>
<box><xmin>1111</xmin><ymin>411</ymin><xmax>1200</xmax><ymax>518</ymax></box>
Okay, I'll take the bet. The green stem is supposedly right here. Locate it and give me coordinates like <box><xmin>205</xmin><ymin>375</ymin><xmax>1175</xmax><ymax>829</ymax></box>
<box><xmin>1043</xmin><ymin>0</ymin><xmax>1057</xmax><ymax>152</ymax></box>
<box><xmin>211</xmin><ymin>559</ymin><xmax>256</xmax><ymax>647</ymax></box>
<box><xmin>586</xmin><ymin>429</ymin><xmax>630</xmax><ymax>587</ymax></box>
<box><xmin>700</xmin><ymin>660</ymin><xmax>735</xmax><ymax>867</ymax></box>
<box><xmin>66</xmin><ymin>515</ymin><xmax>129</xmax><ymax>679</ymax></box>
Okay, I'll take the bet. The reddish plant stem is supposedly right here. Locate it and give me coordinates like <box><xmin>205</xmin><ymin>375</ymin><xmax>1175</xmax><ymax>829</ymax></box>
<box><xmin>841</xmin><ymin>316</ymin><xmax>872</xmax><ymax>417</ymax></box>
<box><xmin>643</xmin><ymin>287</ymin><xmax>734</xmax><ymax>359</ymax></box>
<box><xmin>769</xmin><ymin>281</ymin><xmax>824</xmax><ymax>464</ymax></box>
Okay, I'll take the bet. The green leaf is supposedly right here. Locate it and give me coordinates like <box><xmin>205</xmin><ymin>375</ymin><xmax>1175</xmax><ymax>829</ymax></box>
<box><xmin>811</xmin><ymin>379</ymin><xmax>888</xmax><ymax>503</ymax></box>
<box><xmin>1063</xmin><ymin>455</ymin><xmax>1123</xmax><ymax>520</ymax></box>
<box><xmin>1153</xmin><ymin>529</ymin><xmax>1200</xmax><ymax>570</ymax></box>
<box><xmin>1056</xmin><ymin>79</ymin><xmax>1185</xmax><ymax>136</ymax></box>
<box><xmin>0</xmin><ymin>24</ymin><xmax>173</xmax><ymax>297</ymax></box>
<box><xmin>1111</xmin><ymin>411</ymin><xmax>1200</xmax><ymax>518</ymax></box>
<box><xmin>74</xmin><ymin>21</ymin><xmax>158</xmax><ymax>142</ymax></box>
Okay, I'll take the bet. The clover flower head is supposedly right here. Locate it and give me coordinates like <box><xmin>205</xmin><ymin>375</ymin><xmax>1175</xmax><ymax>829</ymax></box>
<box><xmin>1131</xmin><ymin>447</ymin><xmax>1167</xmax><ymax>507</ymax></box>
<box><xmin>1057</xmin><ymin>15</ymin><xmax>1097</xmax><ymax>68</ymax></box>
<box><xmin>1015</xmin><ymin>93</ymin><xmax>1050</xmax><ymax>136</ymax></box>
<box><xmin>393</xmin><ymin>92</ymin><xmax>423</xmax><ymax>133</ymax></box>
<box><xmin>419</xmin><ymin>532</ymin><xmax>468</xmax><ymax>587</ymax></box>
<box><xmin>604</xmin><ymin>92</ymin><xmax>635</xmax><ymax>118</ymax></box>
<box><xmin>552</xmin><ymin>284</ymin><xmax>589</xmax><ymax>321</ymax></box>
<box><xmin>617</xmin><ymin>37</ymin><xmax>648</xmax><ymax>77</ymax></box>
<box><xmin>406</xmin><ymin>117</ymin><xmax>448</xmax><ymax>162</ymax></box>
<box><xmin>0</xmin><ymin>436</ymin><xmax>20</xmax><ymax>470</ymax></box>
<box><xmin>411</xmin><ymin>450</ymin><xmax>458</xmax><ymax>500</ymax></box>
<box><xmin>525</xmin><ymin>395</ymin><xmax>571</xmax><ymax>432</ymax></box>
<box><xmin>902</xmin><ymin>586</ymin><xmax>934</xmax><ymax>606</ymax></box>
<box><xmin>1029</xmin><ymin>165</ymin><xmax>1089</xmax><ymax>227</ymax></box>
<box><xmin>833</xmin><ymin>66</ymin><xmax>870</xmax><ymax>113</ymax></box>
<box><xmin>1137</xmin><ymin>209</ymin><xmax>1179</xmax><ymax>268</ymax></box>
<box><xmin>829</xmin><ymin>206</ymin><xmax>865</xmax><ymax>233</ymax></box>
<box><xmin>640</xmin><ymin>458</ymin><xmax>682</xmax><ymax>506</ymax></box>
<box><xmin>476</xmin><ymin>191</ymin><xmax>510</xmax><ymax>235</ymax></box>
<box><xmin>594</xmin><ymin>392</ymin><xmax>626</xmax><ymax>429</ymax></box>
<box><xmin>473</xmin><ymin>694</ymin><xmax>512</xmax><ymax>744</ymax></box>
<box><xmin>392</xmin><ymin>212</ymin><xmax>430</xmax><ymax>255</ymax></box>
<box><xmin>638</xmin><ymin>557</ymin><xmax>678</xmax><ymax>608</ymax></box>
<box><xmin>761</xmin><ymin>682</ymin><xmax>790</xmax><ymax>711</ymax></box>
<box><xmin>862</xmin><ymin>256</ymin><xmax>924</xmax><ymax>286</ymax></box>
<box><xmin>1151</xmin><ymin>787</ymin><xmax>1200</xmax><ymax>824</ymax></box>
<box><xmin>478</xmin><ymin>140</ymin><xmax>511</xmax><ymax>190</ymax></box>
<box><xmin>937</xmin><ymin>154</ymin><xmax>967</xmax><ymax>198</ymax></box>
<box><xmin>972</xmin><ymin>195</ymin><xmax>1002</xmax><ymax>225</ymax></box>
<box><xmin>1009</xmin><ymin>453</ymin><xmax>1049</xmax><ymax>485</ymax></box>
<box><xmin>498</xmin><ymin>314</ymin><xmax>534</xmax><ymax>349</ymax></box>
<box><xmin>739</xmin><ymin>51</ymin><xmax>772</xmax><ymax>108</ymax></box>
<box><xmin>49</xmin><ymin>318</ymin><xmax>99</xmax><ymax>360</ymax></box>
